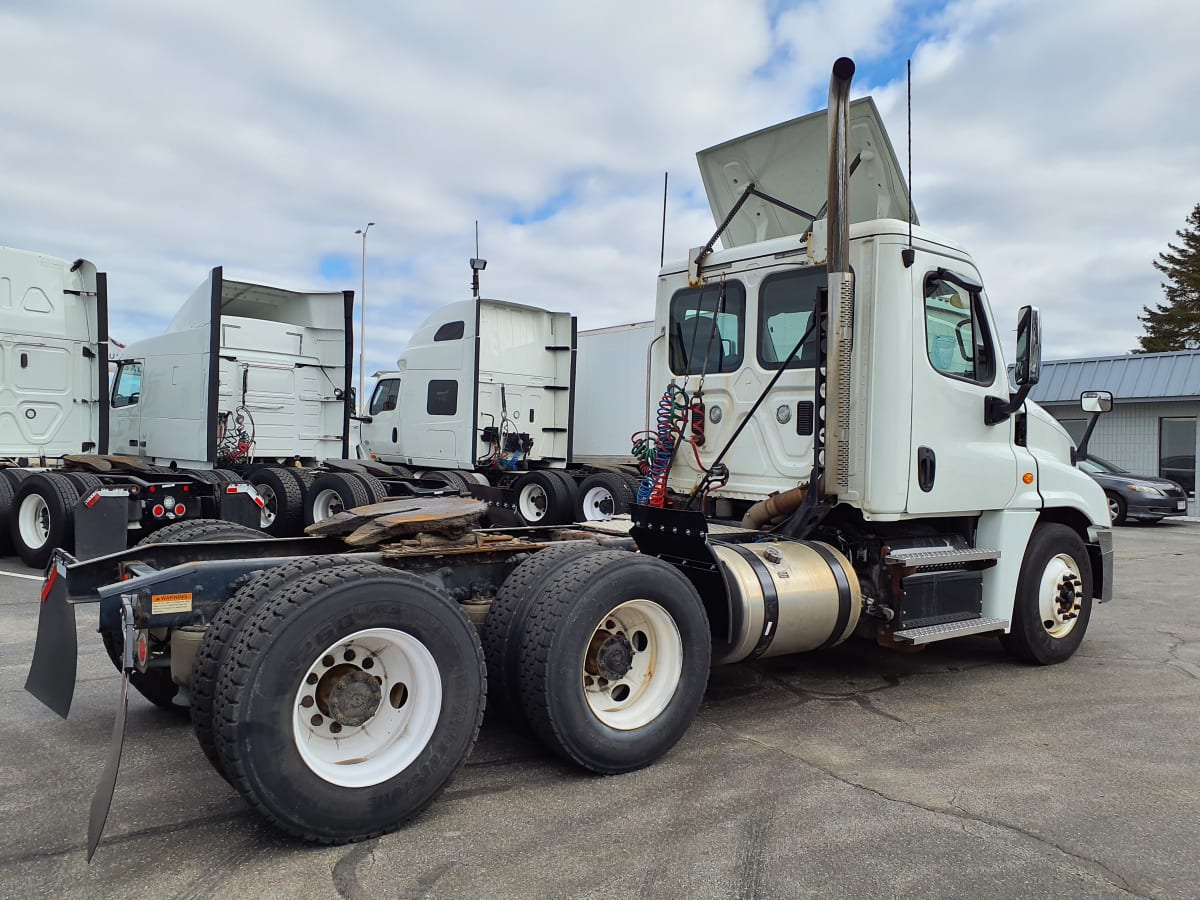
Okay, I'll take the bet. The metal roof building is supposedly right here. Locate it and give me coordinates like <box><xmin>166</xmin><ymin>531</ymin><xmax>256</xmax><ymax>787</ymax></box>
<box><xmin>1030</xmin><ymin>350</ymin><xmax>1199</xmax><ymax>516</ymax></box>
<box><xmin>1028</xmin><ymin>350</ymin><xmax>1200</xmax><ymax>406</ymax></box>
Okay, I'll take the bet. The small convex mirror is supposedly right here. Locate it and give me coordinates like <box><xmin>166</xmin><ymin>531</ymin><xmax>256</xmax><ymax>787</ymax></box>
<box><xmin>1013</xmin><ymin>305</ymin><xmax>1041</xmax><ymax>386</ymax></box>
<box><xmin>1080</xmin><ymin>390</ymin><xmax>1113</xmax><ymax>413</ymax></box>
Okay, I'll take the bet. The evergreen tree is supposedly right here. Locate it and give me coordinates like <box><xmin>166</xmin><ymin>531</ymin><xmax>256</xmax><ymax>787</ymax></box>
<box><xmin>1136</xmin><ymin>203</ymin><xmax>1200</xmax><ymax>352</ymax></box>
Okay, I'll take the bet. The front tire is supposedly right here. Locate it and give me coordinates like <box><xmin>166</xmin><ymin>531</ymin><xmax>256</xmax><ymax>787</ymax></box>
<box><xmin>213</xmin><ymin>563</ymin><xmax>485</xmax><ymax>843</ymax></box>
<box><xmin>517</xmin><ymin>551</ymin><xmax>710</xmax><ymax>773</ymax></box>
<box><xmin>1105</xmin><ymin>492</ymin><xmax>1127</xmax><ymax>526</ymax></box>
<box><xmin>1000</xmin><ymin>523</ymin><xmax>1093</xmax><ymax>665</ymax></box>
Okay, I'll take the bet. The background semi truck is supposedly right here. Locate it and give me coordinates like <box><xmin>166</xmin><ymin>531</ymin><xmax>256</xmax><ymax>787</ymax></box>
<box><xmin>359</xmin><ymin>299</ymin><xmax>647</xmax><ymax>526</ymax></box>
<box><xmin>26</xmin><ymin>58</ymin><xmax>1112</xmax><ymax>860</ymax></box>
<box><xmin>0</xmin><ymin>248</ymin><xmax>260</xmax><ymax>566</ymax></box>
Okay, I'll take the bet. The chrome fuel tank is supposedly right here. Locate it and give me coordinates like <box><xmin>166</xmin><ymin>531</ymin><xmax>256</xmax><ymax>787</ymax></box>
<box><xmin>711</xmin><ymin>540</ymin><xmax>861</xmax><ymax>665</ymax></box>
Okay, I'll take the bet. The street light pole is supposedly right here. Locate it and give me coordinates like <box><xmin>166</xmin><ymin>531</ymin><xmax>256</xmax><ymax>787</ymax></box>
<box><xmin>354</xmin><ymin>222</ymin><xmax>375</xmax><ymax>413</ymax></box>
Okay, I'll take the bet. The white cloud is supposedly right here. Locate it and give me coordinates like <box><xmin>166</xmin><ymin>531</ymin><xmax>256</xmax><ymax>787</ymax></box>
<box><xmin>2</xmin><ymin>0</ymin><xmax>1198</xmax><ymax>382</ymax></box>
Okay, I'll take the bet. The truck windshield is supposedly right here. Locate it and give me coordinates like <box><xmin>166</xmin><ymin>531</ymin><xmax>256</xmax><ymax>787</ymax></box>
<box><xmin>1078</xmin><ymin>456</ymin><xmax>1128</xmax><ymax>475</ymax></box>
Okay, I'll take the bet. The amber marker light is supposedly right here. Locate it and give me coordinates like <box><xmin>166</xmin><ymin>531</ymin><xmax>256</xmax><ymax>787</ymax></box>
<box><xmin>1022</xmin><ymin>472</ymin><xmax>1035</xmax><ymax>484</ymax></box>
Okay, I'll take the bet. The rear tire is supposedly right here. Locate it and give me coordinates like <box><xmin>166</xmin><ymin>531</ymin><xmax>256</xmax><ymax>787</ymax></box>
<box><xmin>191</xmin><ymin>555</ymin><xmax>365</xmax><ymax>781</ymax></box>
<box><xmin>213</xmin><ymin>563</ymin><xmax>485</xmax><ymax>843</ymax></box>
<box><xmin>10</xmin><ymin>473</ymin><xmax>79</xmax><ymax>568</ymax></box>
<box><xmin>482</xmin><ymin>541</ymin><xmax>605</xmax><ymax>718</ymax></box>
<box><xmin>248</xmin><ymin>467</ymin><xmax>305</xmax><ymax>536</ymax></box>
<box><xmin>305</xmin><ymin>472</ymin><xmax>370</xmax><ymax>526</ymax></box>
<box><xmin>137</xmin><ymin>519</ymin><xmax>263</xmax><ymax>545</ymax></box>
<box><xmin>349</xmin><ymin>471</ymin><xmax>389</xmax><ymax>504</ymax></box>
<box><xmin>575</xmin><ymin>472</ymin><xmax>635</xmax><ymax>521</ymax></box>
<box><xmin>422</xmin><ymin>470</ymin><xmax>472</xmax><ymax>494</ymax></box>
<box><xmin>512</xmin><ymin>470</ymin><xmax>573</xmax><ymax>526</ymax></box>
<box><xmin>109</xmin><ymin>520</ymin><xmax>268</xmax><ymax>711</ymax></box>
<box><xmin>1000</xmin><ymin>523</ymin><xmax>1093</xmax><ymax>666</ymax></box>
<box><xmin>517</xmin><ymin>551</ymin><xmax>710</xmax><ymax>773</ymax></box>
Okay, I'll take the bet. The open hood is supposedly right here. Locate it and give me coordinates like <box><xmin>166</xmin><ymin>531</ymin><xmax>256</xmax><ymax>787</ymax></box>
<box><xmin>696</xmin><ymin>96</ymin><xmax>916</xmax><ymax>249</ymax></box>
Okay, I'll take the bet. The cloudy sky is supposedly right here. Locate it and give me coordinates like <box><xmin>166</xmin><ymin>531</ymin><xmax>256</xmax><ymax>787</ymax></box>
<box><xmin>3</xmin><ymin>0</ymin><xmax>1199</xmax><ymax>381</ymax></box>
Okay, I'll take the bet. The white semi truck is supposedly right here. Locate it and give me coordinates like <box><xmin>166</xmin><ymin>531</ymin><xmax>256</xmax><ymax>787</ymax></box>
<box><xmin>0</xmin><ymin>249</ymin><xmax>261</xmax><ymax>567</ymax></box>
<box><xmin>359</xmin><ymin>300</ymin><xmax>646</xmax><ymax>525</ymax></box>
<box><xmin>26</xmin><ymin>58</ymin><xmax>1112</xmax><ymax>860</ymax></box>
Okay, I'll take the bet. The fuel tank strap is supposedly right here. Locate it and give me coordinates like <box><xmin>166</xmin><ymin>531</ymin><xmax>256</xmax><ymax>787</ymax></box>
<box><xmin>808</xmin><ymin>541</ymin><xmax>854</xmax><ymax>650</ymax></box>
<box><xmin>724</xmin><ymin>543</ymin><xmax>779</xmax><ymax>660</ymax></box>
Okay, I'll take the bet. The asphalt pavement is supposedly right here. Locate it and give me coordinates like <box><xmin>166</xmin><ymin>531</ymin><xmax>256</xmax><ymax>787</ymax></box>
<box><xmin>0</xmin><ymin>521</ymin><xmax>1197</xmax><ymax>899</ymax></box>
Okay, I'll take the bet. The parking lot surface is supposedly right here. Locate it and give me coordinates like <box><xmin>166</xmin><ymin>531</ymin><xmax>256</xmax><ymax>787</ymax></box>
<box><xmin>1</xmin><ymin>522</ymin><xmax>1198</xmax><ymax>899</ymax></box>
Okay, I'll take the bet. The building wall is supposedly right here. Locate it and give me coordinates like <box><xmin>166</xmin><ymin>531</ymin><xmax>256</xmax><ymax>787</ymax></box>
<box><xmin>1044</xmin><ymin>400</ymin><xmax>1199</xmax><ymax>515</ymax></box>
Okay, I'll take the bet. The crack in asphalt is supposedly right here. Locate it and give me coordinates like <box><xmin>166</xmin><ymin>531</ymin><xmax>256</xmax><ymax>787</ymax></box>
<box><xmin>1161</xmin><ymin>631</ymin><xmax>1200</xmax><ymax>682</ymax></box>
<box><xmin>756</xmin><ymin>668</ymin><xmax>916</xmax><ymax>730</ymax></box>
<box><xmin>703</xmin><ymin>720</ymin><xmax>1153</xmax><ymax>900</ymax></box>
<box><xmin>331</xmin><ymin>840</ymin><xmax>378</xmax><ymax>900</ymax></box>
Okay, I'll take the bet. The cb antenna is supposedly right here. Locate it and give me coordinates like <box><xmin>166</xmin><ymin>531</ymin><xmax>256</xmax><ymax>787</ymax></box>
<box><xmin>470</xmin><ymin>219</ymin><xmax>487</xmax><ymax>298</ymax></box>
<box><xmin>660</xmin><ymin>171</ymin><xmax>668</xmax><ymax>268</ymax></box>
<box><xmin>902</xmin><ymin>58</ymin><xmax>915</xmax><ymax>268</ymax></box>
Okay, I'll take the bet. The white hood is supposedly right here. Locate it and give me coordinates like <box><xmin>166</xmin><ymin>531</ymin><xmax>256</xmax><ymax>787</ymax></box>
<box><xmin>696</xmin><ymin>96</ymin><xmax>916</xmax><ymax>249</ymax></box>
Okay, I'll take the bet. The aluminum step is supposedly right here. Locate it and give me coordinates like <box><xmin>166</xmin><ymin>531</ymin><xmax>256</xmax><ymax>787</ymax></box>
<box><xmin>892</xmin><ymin>616</ymin><xmax>1007</xmax><ymax>645</ymax></box>
<box><xmin>885</xmin><ymin>547</ymin><xmax>1000</xmax><ymax>569</ymax></box>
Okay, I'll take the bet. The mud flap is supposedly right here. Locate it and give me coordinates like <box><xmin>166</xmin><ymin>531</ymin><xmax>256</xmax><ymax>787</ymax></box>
<box><xmin>86</xmin><ymin>595</ymin><xmax>135</xmax><ymax>863</ymax></box>
<box><xmin>470</xmin><ymin>483</ymin><xmax>523</xmax><ymax>528</ymax></box>
<box><xmin>217</xmin><ymin>484</ymin><xmax>264</xmax><ymax>528</ymax></box>
<box><xmin>74</xmin><ymin>490</ymin><xmax>130</xmax><ymax>560</ymax></box>
<box><xmin>23</xmin><ymin>557</ymin><xmax>78</xmax><ymax>718</ymax></box>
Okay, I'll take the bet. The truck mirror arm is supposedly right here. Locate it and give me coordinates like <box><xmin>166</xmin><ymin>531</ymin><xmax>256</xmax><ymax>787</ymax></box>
<box><xmin>983</xmin><ymin>384</ymin><xmax>1033</xmax><ymax>426</ymax></box>
<box><xmin>350</xmin><ymin>414</ymin><xmax>373</xmax><ymax>424</ymax></box>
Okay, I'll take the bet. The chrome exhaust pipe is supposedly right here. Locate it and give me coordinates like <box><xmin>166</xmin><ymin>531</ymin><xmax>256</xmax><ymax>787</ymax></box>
<box><xmin>827</xmin><ymin>56</ymin><xmax>855</xmax><ymax>275</ymax></box>
<box><xmin>824</xmin><ymin>56</ymin><xmax>856</xmax><ymax>499</ymax></box>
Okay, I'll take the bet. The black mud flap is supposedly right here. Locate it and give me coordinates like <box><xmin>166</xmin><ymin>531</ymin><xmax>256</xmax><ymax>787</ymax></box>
<box><xmin>23</xmin><ymin>556</ymin><xmax>79</xmax><ymax>718</ymax></box>
<box><xmin>88</xmin><ymin>672</ymin><xmax>128</xmax><ymax>863</ymax></box>
<box><xmin>217</xmin><ymin>484</ymin><xmax>264</xmax><ymax>528</ymax></box>
<box><xmin>74</xmin><ymin>490</ymin><xmax>130</xmax><ymax>560</ymax></box>
<box><xmin>87</xmin><ymin>595</ymin><xmax>135</xmax><ymax>863</ymax></box>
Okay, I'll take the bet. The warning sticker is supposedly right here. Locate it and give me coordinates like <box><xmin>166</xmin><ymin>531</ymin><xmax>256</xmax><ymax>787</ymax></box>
<box><xmin>151</xmin><ymin>592</ymin><xmax>193</xmax><ymax>614</ymax></box>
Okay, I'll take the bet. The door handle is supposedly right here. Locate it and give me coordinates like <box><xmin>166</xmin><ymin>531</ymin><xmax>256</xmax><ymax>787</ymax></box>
<box><xmin>917</xmin><ymin>446</ymin><xmax>936</xmax><ymax>492</ymax></box>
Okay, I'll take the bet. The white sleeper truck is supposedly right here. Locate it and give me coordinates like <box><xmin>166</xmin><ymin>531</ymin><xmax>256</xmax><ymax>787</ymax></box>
<box><xmin>25</xmin><ymin>59</ymin><xmax>1112</xmax><ymax>861</ymax></box>
<box><xmin>360</xmin><ymin>298</ymin><xmax>645</xmax><ymax>526</ymax></box>
<box><xmin>0</xmin><ymin>249</ymin><xmax>260</xmax><ymax>567</ymax></box>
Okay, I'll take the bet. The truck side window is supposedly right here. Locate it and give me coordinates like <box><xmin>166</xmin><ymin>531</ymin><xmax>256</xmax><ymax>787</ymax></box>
<box><xmin>922</xmin><ymin>275</ymin><xmax>996</xmax><ymax>385</ymax></box>
<box><xmin>111</xmin><ymin>362</ymin><xmax>142</xmax><ymax>408</ymax></box>
<box><xmin>668</xmin><ymin>281</ymin><xmax>745</xmax><ymax>375</ymax></box>
<box><xmin>369</xmin><ymin>379</ymin><xmax>400</xmax><ymax>415</ymax></box>
<box><xmin>434</xmin><ymin>321</ymin><xmax>465</xmax><ymax>342</ymax></box>
<box><xmin>758</xmin><ymin>269</ymin><xmax>822</xmax><ymax>369</ymax></box>
<box><xmin>427</xmin><ymin>379</ymin><xmax>458</xmax><ymax>416</ymax></box>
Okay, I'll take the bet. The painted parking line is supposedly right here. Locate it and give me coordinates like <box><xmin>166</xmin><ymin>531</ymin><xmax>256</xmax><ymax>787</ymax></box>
<box><xmin>0</xmin><ymin>570</ymin><xmax>41</xmax><ymax>581</ymax></box>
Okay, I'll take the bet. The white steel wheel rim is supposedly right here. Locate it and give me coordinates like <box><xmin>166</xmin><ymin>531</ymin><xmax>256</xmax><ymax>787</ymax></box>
<box><xmin>1037</xmin><ymin>553</ymin><xmax>1084</xmax><ymax>639</ymax></box>
<box><xmin>311</xmin><ymin>488</ymin><xmax>344</xmax><ymax>522</ymax></box>
<box><xmin>256</xmin><ymin>483</ymin><xmax>278</xmax><ymax>527</ymax></box>
<box><xmin>17</xmin><ymin>493</ymin><xmax>50</xmax><ymax>549</ymax></box>
<box><xmin>292</xmin><ymin>627</ymin><xmax>442</xmax><ymax>787</ymax></box>
<box><xmin>581</xmin><ymin>485</ymin><xmax>616</xmax><ymax>521</ymax></box>
<box><xmin>582</xmin><ymin>599</ymin><xmax>683</xmax><ymax>730</ymax></box>
<box><xmin>517</xmin><ymin>483</ymin><xmax>549</xmax><ymax>522</ymax></box>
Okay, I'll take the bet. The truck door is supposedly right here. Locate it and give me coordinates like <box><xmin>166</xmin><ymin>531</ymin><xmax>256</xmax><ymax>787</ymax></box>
<box><xmin>906</xmin><ymin>259</ymin><xmax>1018</xmax><ymax>514</ymax></box>
<box><xmin>363</xmin><ymin>377</ymin><xmax>403</xmax><ymax>458</ymax></box>
<box><xmin>109</xmin><ymin>360</ymin><xmax>144</xmax><ymax>455</ymax></box>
